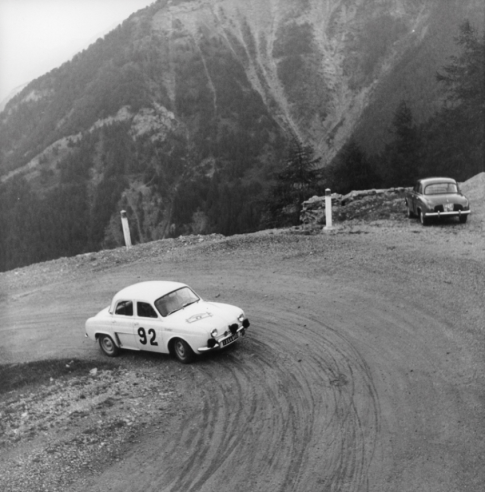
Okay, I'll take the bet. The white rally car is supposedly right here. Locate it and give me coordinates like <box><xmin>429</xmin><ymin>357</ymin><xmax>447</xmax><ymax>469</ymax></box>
<box><xmin>85</xmin><ymin>281</ymin><xmax>250</xmax><ymax>363</ymax></box>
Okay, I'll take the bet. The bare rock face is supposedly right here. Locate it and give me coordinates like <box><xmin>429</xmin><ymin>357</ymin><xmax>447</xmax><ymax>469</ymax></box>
<box><xmin>151</xmin><ymin>0</ymin><xmax>440</xmax><ymax>159</ymax></box>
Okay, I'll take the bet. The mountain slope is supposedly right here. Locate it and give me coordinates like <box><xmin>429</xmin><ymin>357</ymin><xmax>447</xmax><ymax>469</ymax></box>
<box><xmin>0</xmin><ymin>0</ymin><xmax>481</xmax><ymax>271</ymax></box>
<box><xmin>0</xmin><ymin>0</ymin><xmax>453</xmax><ymax>172</ymax></box>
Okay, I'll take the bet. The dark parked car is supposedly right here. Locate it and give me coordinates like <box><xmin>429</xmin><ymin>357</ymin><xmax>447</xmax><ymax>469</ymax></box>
<box><xmin>405</xmin><ymin>177</ymin><xmax>470</xmax><ymax>225</ymax></box>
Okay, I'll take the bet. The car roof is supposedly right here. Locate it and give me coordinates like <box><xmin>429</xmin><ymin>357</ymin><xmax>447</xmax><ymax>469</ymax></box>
<box><xmin>112</xmin><ymin>281</ymin><xmax>188</xmax><ymax>305</ymax></box>
<box><xmin>419</xmin><ymin>177</ymin><xmax>457</xmax><ymax>185</ymax></box>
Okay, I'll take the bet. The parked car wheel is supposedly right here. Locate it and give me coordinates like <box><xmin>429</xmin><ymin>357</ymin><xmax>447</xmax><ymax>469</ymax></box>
<box><xmin>419</xmin><ymin>210</ymin><xmax>429</xmax><ymax>226</ymax></box>
<box><xmin>99</xmin><ymin>335</ymin><xmax>120</xmax><ymax>357</ymax></box>
<box><xmin>172</xmin><ymin>338</ymin><xmax>195</xmax><ymax>364</ymax></box>
<box><xmin>459</xmin><ymin>214</ymin><xmax>468</xmax><ymax>224</ymax></box>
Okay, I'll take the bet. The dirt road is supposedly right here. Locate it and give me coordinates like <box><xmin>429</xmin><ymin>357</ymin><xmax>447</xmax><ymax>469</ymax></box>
<box><xmin>1</xmin><ymin>218</ymin><xmax>484</xmax><ymax>491</ymax></box>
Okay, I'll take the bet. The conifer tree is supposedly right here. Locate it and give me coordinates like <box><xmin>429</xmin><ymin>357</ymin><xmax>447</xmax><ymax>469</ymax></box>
<box><xmin>331</xmin><ymin>140</ymin><xmax>380</xmax><ymax>194</ymax></box>
<box><xmin>267</xmin><ymin>138</ymin><xmax>321</xmax><ymax>226</ymax></box>
<box><xmin>384</xmin><ymin>101</ymin><xmax>421</xmax><ymax>187</ymax></box>
<box><xmin>437</xmin><ymin>21</ymin><xmax>485</xmax><ymax>113</ymax></box>
<box><xmin>434</xmin><ymin>20</ymin><xmax>485</xmax><ymax>175</ymax></box>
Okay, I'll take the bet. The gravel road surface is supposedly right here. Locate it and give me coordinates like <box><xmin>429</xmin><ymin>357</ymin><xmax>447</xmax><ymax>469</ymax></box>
<box><xmin>1</xmin><ymin>202</ymin><xmax>484</xmax><ymax>491</ymax></box>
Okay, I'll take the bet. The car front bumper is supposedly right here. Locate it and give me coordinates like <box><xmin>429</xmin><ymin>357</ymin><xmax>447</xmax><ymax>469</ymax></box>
<box><xmin>198</xmin><ymin>319</ymin><xmax>250</xmax><ymax>353</ymax></box>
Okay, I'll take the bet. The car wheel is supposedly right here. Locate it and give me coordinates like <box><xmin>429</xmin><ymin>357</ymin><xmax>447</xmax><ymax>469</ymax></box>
<box><xmin>419</xmin><ymin>210</ymin><xmax>429</xmax><ymax>226</ymax></box>
<box><xmin>459</xmin><ymin>214</ymin><xmax>468</xmax><ymax>223</ymax></box>
<box><xmin>98</xmin><ymin>335</ymin><xmax>120</xmax><ymax>357</ymax></box>
<box><xmin>172</xmin><ymin>338</ymin><xmax>195</xmax><ymax>364</ymax></box>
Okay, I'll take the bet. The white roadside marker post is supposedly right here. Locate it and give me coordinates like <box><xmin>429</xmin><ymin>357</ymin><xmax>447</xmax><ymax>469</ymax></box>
<box><xmin>324</xmin><ymin>188</ymin><xmax>333</xmax><ymax>230</ymax></box>
<box><xmin>120</xmin><ymin>210</ymin><xmax>132</xmax><ymax>248</ymax></box>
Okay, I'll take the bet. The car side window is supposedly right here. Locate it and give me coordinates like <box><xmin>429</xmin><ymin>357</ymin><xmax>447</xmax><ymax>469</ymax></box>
<box><xmin>115</xmin><ymin>300</ymin><xmax>133</xmax><ymax>316</ymax></box>
<box><xmin>137</xmin><ymin>302</ymin><xmax>158</xmax><ymax>318</ymax></box>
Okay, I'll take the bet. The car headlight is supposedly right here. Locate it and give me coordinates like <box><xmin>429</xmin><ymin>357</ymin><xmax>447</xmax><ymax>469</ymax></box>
<box><xmin>211</xmin><ymin>329</ymin><xmax>218</xmax><ymax>338</ymax></box>
<box><xmin>238</xmin><ymin>313</ymin><xmax>245</xmax><ymax>322</ymax></box>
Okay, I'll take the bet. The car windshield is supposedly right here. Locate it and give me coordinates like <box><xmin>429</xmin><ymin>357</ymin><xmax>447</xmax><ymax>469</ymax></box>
<box><xmin>154</xmin><ymin>287</ymin><xmax>200</xmax><ymax>317</ymax></box>
<box><xmin>424</xmin><ymin>183</ymin><xmax>458</xmax><ymax>195</ymax></box>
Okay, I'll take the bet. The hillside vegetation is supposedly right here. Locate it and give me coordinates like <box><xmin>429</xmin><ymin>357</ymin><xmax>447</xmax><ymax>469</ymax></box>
<box><xmin>0</xmin><ymin>0</ymin><xmax>483</xmax><ymax>271</ymax></box>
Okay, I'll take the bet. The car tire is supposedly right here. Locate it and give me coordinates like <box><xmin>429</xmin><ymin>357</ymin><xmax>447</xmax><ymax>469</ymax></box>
<box><xmin>419</xmin><ymin>210</ymin><xmax>429</xmax><ymax>226</ymax></box>
<box><xmin>459</xmin><ymin>214</ymin><xmax>468</xmax><ymax>224</ymax></box>
<box><xmin>172</xmin><ymin>338</ymin><xmax>195</xmax><ymax>364</ymax></box>
<box><xmin>98</xmin><ymin>335</ymin><xmax>120</xmax><ymax>357</ymax></box>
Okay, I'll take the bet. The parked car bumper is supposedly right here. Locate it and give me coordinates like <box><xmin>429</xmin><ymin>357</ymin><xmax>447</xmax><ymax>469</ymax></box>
<box><xmin>424</xmin><ymin>210</ymin><xmax>470</xmax><ymax>217</ymax></box>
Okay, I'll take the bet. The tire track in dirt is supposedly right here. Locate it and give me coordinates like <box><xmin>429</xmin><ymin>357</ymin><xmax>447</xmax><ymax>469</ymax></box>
<box><xmin>78</xmin><ymin>296</ymin><xmax>381</xmax><ymax>492</ymax></box>
<box><xmin>113</xmin><ymin>297</ymin><xmax>382</xmax><ymax>492</ymax></box>
<box><xmin>252</xmin><ymin>308</ymin><xmax>381</xmax><ymax>492</ymax></box>
<box><xmin>4</xmin><ymin>230</ymin><xmax>485</xmax><ymax>491</ymax></box>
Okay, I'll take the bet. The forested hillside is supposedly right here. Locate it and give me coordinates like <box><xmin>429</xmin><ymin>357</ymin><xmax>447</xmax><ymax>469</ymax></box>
<box><xmin>330</xmin><ymin>20</ymin><xmax>484</xmax><ymax>194</ymax></box>
<box><xmin>0</xmin><ymin>0</ymin><xmax>483</xmax><ymax>271</ymax></box>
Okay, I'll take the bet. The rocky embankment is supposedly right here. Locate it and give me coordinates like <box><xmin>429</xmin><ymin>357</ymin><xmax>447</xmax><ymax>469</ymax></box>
<box><xmin>300</xmin><ymin>187</ymin><xmax>409</xmax><ymax>226</ymax></box>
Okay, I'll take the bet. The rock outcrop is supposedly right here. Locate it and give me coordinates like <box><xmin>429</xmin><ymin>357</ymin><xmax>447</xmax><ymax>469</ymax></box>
<box><xmin>301</xmin><ymin>187</ymin><xmax>408</xmax><ymax>226</ymax></box>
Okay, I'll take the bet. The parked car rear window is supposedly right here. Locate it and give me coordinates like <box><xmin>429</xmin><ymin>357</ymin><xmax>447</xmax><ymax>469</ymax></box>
<box><xmin>424</xmin><ymin>183</ymin><xmax>458</xmax><ymax>195</ymax></box>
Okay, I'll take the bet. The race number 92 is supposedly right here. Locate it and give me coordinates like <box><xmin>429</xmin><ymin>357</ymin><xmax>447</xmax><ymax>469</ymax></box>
<box><xmin>138</xmin><ymin>327</ymin><xmax>158</xmax><ymax>346</ymax></box>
